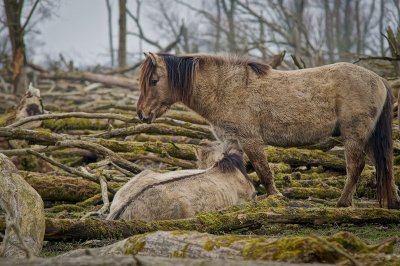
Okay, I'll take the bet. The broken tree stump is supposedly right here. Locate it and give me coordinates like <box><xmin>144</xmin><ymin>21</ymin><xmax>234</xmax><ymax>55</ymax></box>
<box><xmin>0</xmin><ymin>153</ymin><xmax>45</xmax><ymax>258</ymax></box>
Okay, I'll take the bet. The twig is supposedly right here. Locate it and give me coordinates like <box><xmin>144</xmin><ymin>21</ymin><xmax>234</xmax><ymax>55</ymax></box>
<box><xmin>80</xmin><ymin>169</ymin><xmax>110</xmax><ymax>220</ymax></box>
<box><xmin>313</xmin><ymin>235</ymin><xmax>362</xmax><ymax>266</ymax></box>
<box><xmin>56</xmin><ymin>140</ymin><xmax>142</xmax><ymax>174</ymax></box>
<box><xmin>308</xmin><ymin>196</ymin><xmax>336</xmax><ymax>206</ymax></box>
<box><xmin>26</xmin><ymin>149</ymin><xmax>116</xmax><ymax>194</ymax></box>
<box><xmin>290</xmin><ymin>55</ymin><xmax>305</xmax><ymax>69</ymax></box>
<box><xmin>354</xmin><ymin>55</ymin><xmax>400</xmax><ymax>63</ymax></box>
<box><xmin>6</xmin><ymin>112</ymin><xmax>140</xmax><ymax>128</ymax></box>
<box><xmin>0</xmin><ymin>223</ymin><xmax>33</xmax><ymax>259</ymax></box>
<box><xmin>88</xmin><ymin>123</ymin><xmax>213</xmax><ymax>140</ymax></box>
<box><xmin>0</xmin><ymin>146</ymin><xmax>61</xmax><ymax>156</ymax></box>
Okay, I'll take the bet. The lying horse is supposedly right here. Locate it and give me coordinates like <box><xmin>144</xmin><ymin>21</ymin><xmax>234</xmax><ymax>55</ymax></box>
<box><xmin>107</xmin><ymin>145</ymin><xmax>254</xmax><ymax>221</ymax></box>
<box><xmin>136</xmin><ymin>52</ymin><xmax>400</xmax><ymax>209</ymax></box>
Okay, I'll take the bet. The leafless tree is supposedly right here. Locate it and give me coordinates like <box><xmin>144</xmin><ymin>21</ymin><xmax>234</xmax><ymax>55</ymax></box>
<box><xmin>118</xmin><ymin>0</ymin><xmax>127</xmax><ymax>68</ymax></box>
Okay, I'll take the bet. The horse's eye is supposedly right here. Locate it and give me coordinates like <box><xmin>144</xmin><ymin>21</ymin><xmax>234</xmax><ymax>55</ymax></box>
<box><xmin>150</xmin><ymin>80</ymin><xmax>158</xmax><ymax>86</ymax></box>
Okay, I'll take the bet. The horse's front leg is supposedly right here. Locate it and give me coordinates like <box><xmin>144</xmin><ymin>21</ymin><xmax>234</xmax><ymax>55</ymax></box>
<box><xmin>237</xmin><ymin>136</ymin><xmax>281</xmax><ymax>196</ymax></box>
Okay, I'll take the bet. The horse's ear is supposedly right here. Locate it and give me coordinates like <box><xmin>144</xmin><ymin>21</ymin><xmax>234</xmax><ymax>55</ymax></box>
<box><xmin>148</xmin><ymin>52</ymin><xmax>164</xmax><ymax>67</ymax></box>
<box><xmin>143</xmin><ymin>52</ymin><xmax>150</xmax><ymax>59</ymax></box>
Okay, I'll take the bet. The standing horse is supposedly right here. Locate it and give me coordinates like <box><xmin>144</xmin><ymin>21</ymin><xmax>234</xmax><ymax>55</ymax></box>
<box><xmin>137</xmin><ymin>52</ymin><xmax>400</xmax><ymax>209</ymax></box>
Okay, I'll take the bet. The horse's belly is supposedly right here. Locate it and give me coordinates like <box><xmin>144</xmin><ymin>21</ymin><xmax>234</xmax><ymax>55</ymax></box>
<box><xmin>261</xmin><ymin>122</ymin><xmax>336</xmax><ymax>147</ymax></box>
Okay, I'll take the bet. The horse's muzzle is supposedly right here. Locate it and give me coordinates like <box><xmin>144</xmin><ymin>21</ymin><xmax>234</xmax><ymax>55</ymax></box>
<box><xmin>138</xmin><ymin>111</ymin><xmax>153</xmax><ymax>124</ymax></box>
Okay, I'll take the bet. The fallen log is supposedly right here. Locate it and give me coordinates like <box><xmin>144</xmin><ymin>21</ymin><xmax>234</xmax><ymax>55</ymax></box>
<box><xmin>0</xmin><ymin>153</ymin><xmax>45</xmax><ymax>258</ymax></box>
<box><xmin>90</xmin><ymin>123</ymin><xmax>214</xmax><ymax>140</ymax></box>
<box><xmin>58</xmin><ymin>231</ymin><xmax>399</xmax><ymax>265</ymax></box>
<box><xmin>0</xmin><ymin>254</ymin><xmax>333</xmax><ymax>266</ymax></box>
<box><xmin>0</xmin><ymin>206</ymin><xmax>399</xmax><ymax>241</ymax></box>
<box><xmin>22</xmin><ymin>172</ymin><xmax>101</xmax><ymax>202</ymax></box>
<box><xmin>39</xmin><ymin>71</ymin><xmax>138</xmax><ymax>89</ymax></box>
<box><xmin>265</xmin><ymin>146</ymin><xmax>346</xmax><ymax>172</ymax></box>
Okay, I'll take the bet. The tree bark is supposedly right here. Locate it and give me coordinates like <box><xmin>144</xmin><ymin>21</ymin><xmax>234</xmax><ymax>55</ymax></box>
<box><xmin>39</xmin><ymin>70</ymin><xmax>138</xmax><ymax>89</ymax></box>
<box><xmin>57</xmin><ymin>231</ymin><xmax>398</xmax><ymax>265</ymax></box>
<box><xmin>1</xmin><ymin>207</ymin><xmax>400</xmax><ymax>241</ymax></box>
<box><xmin>118</xmin><ymin>0</ymin><xmax>127</xmax><ymax>68</ymax></box>
<box><xmin>105</xmin><ymin>0</ymin><xmax>115</xmax><ymax>67</ymax></box>
<box><xmin>0</xmin><ymin>153</ymin><xmax>45</xmax><ymax>258</ymax></box>
<box><xmin>3</xmin><ymin>0</ymin><xmax>27</xmax><ymax>94</ymax></box>
<box><xmin>0</xmin><ymin>254</ymin><xmax>331</xmax><ymax>266</ymax></box>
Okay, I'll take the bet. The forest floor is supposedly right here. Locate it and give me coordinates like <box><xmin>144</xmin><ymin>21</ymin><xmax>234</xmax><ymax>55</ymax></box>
<box><xmin>1</xmin><ymin>69</ymin><xmax>400</xmax><ymax>265</ymax></box>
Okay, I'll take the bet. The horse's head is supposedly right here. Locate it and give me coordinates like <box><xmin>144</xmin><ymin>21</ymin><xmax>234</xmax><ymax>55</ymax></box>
<box><xmin>137</xmin><ymin>52</ymin><xmax>197</xmax><ymax>124</ymax></box>
<box><xmin>137</xmin><ymin>52</ymin><xmax>174</xmax><ymax>124</ymax></box>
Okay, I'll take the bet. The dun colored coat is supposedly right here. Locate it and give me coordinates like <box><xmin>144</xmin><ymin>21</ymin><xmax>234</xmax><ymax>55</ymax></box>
<box><xmin>136</xmin><ymin>52</ymin><xmax>400</xmax><ymax>209</ymax></box>
<box><xmin>107</xmin><ymin>146</ymin><xmax>255</xmax><ymax>221</ymax></box>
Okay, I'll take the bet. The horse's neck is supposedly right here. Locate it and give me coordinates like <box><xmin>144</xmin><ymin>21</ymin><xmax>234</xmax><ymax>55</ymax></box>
<box><xmin>185</xmin><ymin>68</ymin><xmax>226</xmax><ymax>122</ymax></box>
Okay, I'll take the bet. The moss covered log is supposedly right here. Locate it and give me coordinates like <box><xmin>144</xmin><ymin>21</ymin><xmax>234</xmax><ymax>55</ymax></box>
<box><xmin>57</xmin><ymin>231</ymin><xmax>400</xmax><ymax>265</ymax></box>
<box><xmin>22</xmin><ymin>172</ymin><xmax>101</xmax><ymax>202</ymax></box>
<box><xmin>1</xmin><ymin>205</ymin><xmax>400</xmax><ymax>241</ymax></box>
<box><xmin>91</xmin><ymin>123</ymin><xmax>214</xmax><ymax>140</ymax></box>
<box><xmin>94</xmin><ymin>139</ymin><xmax>197</xmax><ymax>161</ymax></box>
<box><xmin>265</xmin><ymin>146</ymin><xmax>346</xmax><ymax>172</ymax></box>
<box><xmin>0</xmin><ymin>255</ymin><xmax>317</xmax><ymax>266</ymax></box>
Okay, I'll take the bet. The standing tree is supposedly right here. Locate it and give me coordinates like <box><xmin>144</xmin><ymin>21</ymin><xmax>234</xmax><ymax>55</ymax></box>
<box><xmin>118</xmin><ymin>0</ymin><xmax>127</xmax><ymax>68</ymax></box>
<box><xmin>3</xmin><ymin>0</ymin><xmax>39</xmax><ymax>94</ymax></box>
<box><xmin>105</xmin><ymin>0</ymin><xmax>115</xmax><ymax>67</ymax></box>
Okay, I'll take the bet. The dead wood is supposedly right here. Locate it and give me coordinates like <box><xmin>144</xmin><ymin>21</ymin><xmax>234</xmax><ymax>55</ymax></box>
<box><xmin>6</xmin><ymin>112</ymin><xmax>140</xmax><ymax>128</ymax></box>
<box><xmin>267</xmin><ymin>50</ymin><xmax>286</xmax><ymax>69</ymax></box>
<box><xmin>265</xmin><ymin>146</ymin><xmax>346</xmax><ymax>172</ymax></box>
<box><xmin>57</xmin><ymin>231</ymin><xmax>399</xmax><ymax>265</ymax></box>
<box><xmin>0</xmin><ymin>254</ymin><xmax>331</xmax><ymax>266</ymax></box>
<box><xmin>0</xmin><ymin>206</ymin><xmax>399</xmax><ymax>241</ymax></box>
<box><xmin>22</xmin><ymin>172</ymin><xmax>101</xmax><ymax>202</ymax></box>
<box><xmin>39</xmin><ymin>71</ymin><xmax>138</xmax><ymax>89</ymax></box>
<box><xmin>89</xmin><ymin>123</ymin><xmax>214</xmax><ymax>140</ymax></box>
<box><xmin>0</xmin><ymin>153</ymin><xmax>45</xmax><ymax>258</ymax></box>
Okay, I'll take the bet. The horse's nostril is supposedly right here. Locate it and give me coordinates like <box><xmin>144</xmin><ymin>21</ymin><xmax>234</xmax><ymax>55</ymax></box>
<box><xmin>138</xmin><ymin>111</ymin><xmax>143</xmax><ymax>121</ymax></box>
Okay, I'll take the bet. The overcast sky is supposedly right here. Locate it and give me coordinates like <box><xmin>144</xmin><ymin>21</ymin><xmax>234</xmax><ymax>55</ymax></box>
<box><xmin>32</xmin><ymin>0</ymin><xmax>149</xmax><ymax>68</ymax></box>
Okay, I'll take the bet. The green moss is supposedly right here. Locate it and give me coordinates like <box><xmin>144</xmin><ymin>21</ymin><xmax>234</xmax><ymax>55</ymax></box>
<box><xmin>170</xmin><ymin>243</ymin><xmax>190</xmax><ymax>258</ymax></box>
<box><xmin>265</xmin><ymin>146</ymin><xmax>346</xmax><ymax>172</ymax></box>
<box><xmin>52</xmin><ymin>204</ymin><xmax>85</xmax><ymax>212</ymax></box>
<box><xmin>203</xmin><ymin>235</ymin><xmax>243</xmax><ymax>251</ymax></box>
<box><xmin>43</xmin><ymin>117</ymin><xmax>106</xmax><ymax>131</ymax></box>
<box><xmin>242</xmin><ymin>231</ymin><xmax>392</xmax><ymax>263</ymax></box>
<box><xmin>123</xmin><ymin>234</ymin><xmax>147</xmax><ymax>255</ymax></box>
<box><xmin>0</xmin><ymin>112</ymin><xmax>16</xmax><ymax>126</ymax></box>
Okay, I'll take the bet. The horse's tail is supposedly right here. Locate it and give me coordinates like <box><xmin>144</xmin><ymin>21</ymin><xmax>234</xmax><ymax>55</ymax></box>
<box><xmin>374</xmin><ymin>80</ymin><xmax>394</xmax><ymax>207</ymax></box>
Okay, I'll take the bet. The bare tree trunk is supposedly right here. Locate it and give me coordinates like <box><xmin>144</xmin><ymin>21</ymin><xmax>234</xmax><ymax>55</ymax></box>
<box><xmin>118</xmin><ymin>0</ymin><xmax>127</xmax><ymax>68</ymax></box>
<box><xmin>324</xmin><ymin>0</ymin><xmax>334</xmax><ymax>63</ymax></box>
<box><xmin>4</xmin><ymin>0</ymin><xmax>27</xmax><ymax>94</ymax></box>
<box><xmin>221</xmin><ymin>0</ymin><xmax>237</xmax><ymax>53</ymax></box>
<box><xmin>355</xmin><ymin>0</ymin><xmax>361</xmax><ymax>56</ymax></box>
<box><xmin>106</xmin><ymin>0</ymin><xmax>115</xmax><ymax>67</ymax></box>
<box><xmin>215</xmin><ymin>0</ymin><xmax>221</xmax><ymax>53</ymax></box>
<box><xmin>379</xmin><ymin>0</ymin><xmax>386</xmax><ymax>56</ymax></box>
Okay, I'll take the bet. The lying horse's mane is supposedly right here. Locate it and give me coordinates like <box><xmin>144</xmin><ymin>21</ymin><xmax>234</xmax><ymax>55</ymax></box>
<box><xmin>214</xmin><ymin>146</ymin><xmax>252</xmax><ymax>183</ymax></box>
<box><xmin>107</xmin><ymin>146</ymin><xmax>251</xmax><ymax>220</ymax></box>
<box><xmin>139</xmin><ymin>53</ymin><xmax>270</xmax><ymax>103</ymax></box>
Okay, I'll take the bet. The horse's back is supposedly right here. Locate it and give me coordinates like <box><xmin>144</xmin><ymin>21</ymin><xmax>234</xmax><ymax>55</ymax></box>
<box><xmin>110</xmin><ymin>168</ymin><xmax>253</xmax><ymax>221</ymax></box>
<box><xmin>239</xmin><ymin>63</ymin><xmax>387</xmax><ymax>146</ymax></box>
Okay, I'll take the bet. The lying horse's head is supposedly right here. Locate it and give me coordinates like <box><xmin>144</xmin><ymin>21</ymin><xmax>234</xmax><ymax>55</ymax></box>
<box><xmin>137</xmin><ymin>52</ymin><xmax>197</xmax><ymax>123</ymax></box>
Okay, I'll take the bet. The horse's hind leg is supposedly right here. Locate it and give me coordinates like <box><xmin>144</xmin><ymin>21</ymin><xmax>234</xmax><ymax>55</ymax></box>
<box><xmin>336</xmin><ymin>141</ymin><xmax>365</xmax><ymax>207</ymax></box>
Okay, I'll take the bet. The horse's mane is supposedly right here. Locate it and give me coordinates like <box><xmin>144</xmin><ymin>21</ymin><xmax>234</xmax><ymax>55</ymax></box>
<box><xmin>214</xmin><ymin>145</ymin><xmax>253</xmax><ymax>184</ymax></box>
<box><xmin>139</xmin><ymin>53</ymin><xmax>270</xmax><ymax>104</ymax></box>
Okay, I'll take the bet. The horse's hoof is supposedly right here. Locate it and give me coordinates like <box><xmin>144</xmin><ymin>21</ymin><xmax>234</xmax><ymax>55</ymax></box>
<box><xmin>387</xmin><ymin>199</ymin><xmax>400</xmax><ymax>209</ymax></box>
<box><xmin>336</xmin><ymin>201</ymin><xmax>353</xmax><ymax>208</ymax></box>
